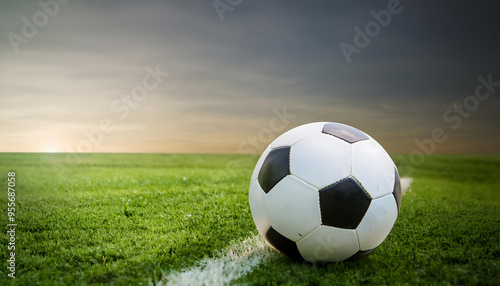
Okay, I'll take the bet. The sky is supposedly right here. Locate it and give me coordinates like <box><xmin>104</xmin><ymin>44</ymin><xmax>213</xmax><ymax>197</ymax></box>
<box><xmin>0</xmin><ymin>0</ymin><xmax>499</xmax><ymax>154</ymax></box>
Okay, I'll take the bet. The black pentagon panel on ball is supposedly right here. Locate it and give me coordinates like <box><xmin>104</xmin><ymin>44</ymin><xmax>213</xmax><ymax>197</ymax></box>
<box><xmin>258</xmin><ymin>147</ymin><xmax>291</xmax><ymax>193</ymax></box>
<box><xmin>322</xmin><ymin>123</ymin><xmax>369</xmax><ymax>143</ymax></box>
<box><xmin>346</xmin><ymin>248</ymin><xmax>375</xmax><ymax>261</ymax></box>
<box><xmin>265</xmin><ymin>227</ymin><xmax>304</xmax><ymax>262</ymax></box>
<box><xmin>393</xmin><ymin>167</ymin><xmax>402</xmax><ymax>212</ymax></box>
<box><xmin>319</xmin><ymin>177</ymin><xmax>372</xmax><ymax>229</ymax></box>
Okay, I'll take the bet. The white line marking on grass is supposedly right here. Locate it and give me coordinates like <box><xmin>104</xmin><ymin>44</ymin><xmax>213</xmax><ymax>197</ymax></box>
<box><xmin>400</xmin><ymin>177</ymin><xmax>413</xmax><ymax>195</ymax></box>
<box><xmin>156</xmin><ymin>177</ymin><xmax>413</xmax><ymax>286</ymax></box>
<box><xmin>156</xmin><ymin>235</ymin><xmax>276</xmax><ymax>286</ymax></box>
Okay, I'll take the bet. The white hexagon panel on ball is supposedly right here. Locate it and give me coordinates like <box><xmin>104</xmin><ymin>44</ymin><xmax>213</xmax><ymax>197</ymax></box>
<box><xmin>297</xmin><ymin>226</ymin><xmax>359</xmax><ymax>263</ymax></box>
<box><xmin>355</xmin><ymin>194</ymin><xmax>398</xmax><ymax>251</ymax></box>
<box><xmin>248</xmin><ymin>180</ymin><xmax>271</xmax><ymax>238</ymax></box>
<box><xmin>266</xmin><ymin>175</ymin><xmax>321</xmax><ymax>242</ymax></box>
<box><xmin>290</xmin><ymin>133</ymin><xmax>351</xmax><ymax>190</ymax></box>
<box><xmin>351</xmin><ymin>138</ymin><xmax>395</xmax><ymax>199</ymax></box>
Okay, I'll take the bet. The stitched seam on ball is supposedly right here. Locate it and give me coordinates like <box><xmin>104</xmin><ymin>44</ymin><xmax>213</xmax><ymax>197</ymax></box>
<box><xmin>319</xmin><ymin>176</ymin><xmax>351</xmax><ymax>191</ymax></box>
<box><xmin>349</xmin><ymin>144</ymin><xmax>353</xmax><ymax>175</ymax></box>
<box><xmin>293</xmin><ymin>175</ymin><xmax>322</xmax><ymax>226</ymax></box>
<box><xmin>292</xmin><ymin>174</ymin><xmax>319</xmax><ymax>191</ymax></box>
<box><xmin>263</xmin><ymin>182</ymin><xmax>271</xmax><ymax>234</ymax></box>
<box><xmin>272</xmin><ymin>131</ymin><xmax>319</xmax><ymax>151</ymax></box>
<box><xmin>296</xmin><ymin>224</ymin><xmax>321</xmax><ymax>244</ymax></box>
<box><xmin>356</xmin><ymin>201</ymin><xmax>371</xmax><ymax>230</ymax></box>
<box><xmin>270</xmin><ymin>145</ymin><xmax>292</xmax><ymax>150</ymax></box>
<box><xmin>354</xmin><ymin>229</ymin><xmax>362</xmax><ymax>250</ymax></box>
<box><xmin>291</xmin><ymin>132</ymin><xmax>317</xmax><ymax>147</ymax></box>
<box><xmin>250</xmin><ymin>177</ymin><xmax>258</xmax><ymax>188</ymax></box>
<box><xmin>287</xmin><ymin>132</ymin><xmax>330</xmax><ymax>188</ymax></box>
<box><xmin>351</xmin><ymin>176</ymin><xmax>372</xmax><ymax>199</ymax></box>
<box><xmin>318</xmin><ymin>176</ymin><xmax>371</xmax><ymax>201</ymax></box>
<box><xmin>372</xmin><ymin>192</ymin><xmax>393</xmax><ymax>201</ymax></box>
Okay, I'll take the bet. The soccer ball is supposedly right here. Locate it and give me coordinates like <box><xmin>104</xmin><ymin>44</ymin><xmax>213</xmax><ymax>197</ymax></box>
<box><xmin>249</xmin><ymin>122</ymin><xmax>401</xmax><ymax>263</ymax></box>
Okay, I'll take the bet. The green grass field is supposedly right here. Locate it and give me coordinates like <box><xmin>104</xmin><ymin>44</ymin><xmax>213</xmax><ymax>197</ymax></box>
<box><xmin>0</xmin><ymin>153</ymin><xmax>499</xmax><ymax>285</ymax></box>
